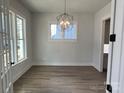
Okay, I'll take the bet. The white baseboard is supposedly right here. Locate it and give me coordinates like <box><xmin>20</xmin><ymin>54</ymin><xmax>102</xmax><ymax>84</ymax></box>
<box><xmin>12</xmin><ymin>64</ymin><xmax>32</xmax><ymax>83</ymax></box>
<box><xmin>91</xmin><ymin>62</ymin><xmax>101</xmax><ymax>72</ymax></box>
<box><xmin>32</xmin><ymin>61</ymin><xmax>92</xmax><ymax>66</ymax></box>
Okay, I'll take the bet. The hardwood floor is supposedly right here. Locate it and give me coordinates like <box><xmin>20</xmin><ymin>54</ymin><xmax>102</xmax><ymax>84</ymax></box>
<box><xmin>14</xmin><ymin>66</ymin><xmax>106</xmax><ymax>93</ymax></box>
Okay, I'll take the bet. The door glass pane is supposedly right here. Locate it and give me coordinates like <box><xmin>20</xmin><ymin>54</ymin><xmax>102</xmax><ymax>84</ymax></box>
<box><xmin>7</xmin><ymin>52</ymin><xmax>10</xmax><ymax>68</ymax></box>
<box><xmin>10</xmin><ymin>40</ymin><xmax>14</xmax><ymax>62</ymax></box>
<box><xmin>6</xmin><ymin>36</ymin><xmax>9</xmax><ymax>50</ymax></box>
<box><xmin>0</xmin><ymin>34</ymin><xmax>2</xmax><ymax>53</ymax></box>
<box><xmin>1</xmin><ymin>13</ymin><xmax>5</xmax><ymax>33</ymax></box>
<box><xmin>0</xmin><ymin>55</ymin><xmax>2</xmax><ymax>73</ymax></box>
<box><xmin>0</xmin><ymin>12</ymin><xmax>2</xmax><ymax>33</ymax></box>
<box><xmin>3</xmin><ymin>53</ymin><xmax>7</xmax><ymax>69</ymax></box>
<box><xmin>3</xmin><ymin>34</ymin><xmax>6</xmax><ymax>54</ymax></box>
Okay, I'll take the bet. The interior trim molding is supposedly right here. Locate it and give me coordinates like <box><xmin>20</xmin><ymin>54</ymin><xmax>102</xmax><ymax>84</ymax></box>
<box><xmin>32</xmin><ymin>61</ymin><xmax>92</xmax><ymax>66</ymax></box>
<box><xmin>12</xmin><ymin>64</ymin><xmax>32</xmax><ymax>83</ymax></box>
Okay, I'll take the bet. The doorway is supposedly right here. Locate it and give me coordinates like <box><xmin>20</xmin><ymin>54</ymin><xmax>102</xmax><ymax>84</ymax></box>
<box><xmin>102</xmin><ymin>18</ymin><xmax>111</xmax><ymax>72</ymax></box>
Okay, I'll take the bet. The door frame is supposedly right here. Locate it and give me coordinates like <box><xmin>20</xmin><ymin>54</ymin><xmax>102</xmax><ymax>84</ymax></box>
<box><xmin>106</xmin><ymin>0</ymin><xmax>124</xmax><ymax>93</ymax></box>
<box><xmin>100</xmin><ymin>17</ymin><xmax>111</xmax><ymax>72</ymax></box>
<box><xmin>106</xmin><ymin>0</ymin><xmax>116</xmax><ymax>87</ymax></box>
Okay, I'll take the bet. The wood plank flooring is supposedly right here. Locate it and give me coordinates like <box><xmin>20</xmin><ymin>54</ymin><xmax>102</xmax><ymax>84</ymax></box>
<box><xmin>13</xmin><ymin>66</ymin><xmax>106</xmax><ymax>93</ymax></box>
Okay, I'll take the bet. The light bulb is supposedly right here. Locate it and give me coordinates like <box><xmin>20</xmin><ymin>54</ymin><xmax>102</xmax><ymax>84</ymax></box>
<box><xmin>65</xmin><ymin>21</ymin><xmax>70</xmax><ymax>25</ymax></box>
<box><xmin>60</xmin><ymin>21</ymin><xmax>64</xmax><ymax>25</ymax></box>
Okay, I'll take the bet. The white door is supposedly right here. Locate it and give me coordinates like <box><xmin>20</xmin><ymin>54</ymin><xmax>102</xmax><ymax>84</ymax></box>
<box><xmin>107</xmin><ymin>0</ymin><xmax>124</xmax><ymax>93</ymax></box>
<box><xmin>118</xmin><ymin>25</ymin><xmax>124</xmax><ymax>93</ymax></box>
<box><xmin>0</xmin><ymin>0</ymin><xmax>13</xmax><ymax>93</ymax></box>
<box><xmin>111</xmin><ymin>0</ymin><xmax>124</xmax><ymax>92</ymax></box>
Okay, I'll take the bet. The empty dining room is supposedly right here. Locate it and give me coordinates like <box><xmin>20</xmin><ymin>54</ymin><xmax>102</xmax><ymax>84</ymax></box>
<box><xmin>0</xmin><ymin>0</ymin><xmax>124</xmax><ymax>93</ymax></box>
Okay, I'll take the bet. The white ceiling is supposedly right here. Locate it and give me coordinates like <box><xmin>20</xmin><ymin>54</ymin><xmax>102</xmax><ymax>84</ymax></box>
<box><xmin>19</xmin><ymin>0</ymin><xmax>111</xmax><ymax>13</ymax></box>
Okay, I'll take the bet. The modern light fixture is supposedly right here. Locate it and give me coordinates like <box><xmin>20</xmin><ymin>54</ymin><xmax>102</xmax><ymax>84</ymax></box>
<box><xmin>56</xmin><ymin>0</ymin><xmax>73</xmax><ymax>31</ymax></box>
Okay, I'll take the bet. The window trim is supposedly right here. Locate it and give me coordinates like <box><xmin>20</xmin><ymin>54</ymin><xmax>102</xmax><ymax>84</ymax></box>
<box><xmin>48</xmin><ymin>21</ymin><xmax>78</xmax><ymax>42</ymax></box>
<box><xmin>15</xmin><ymin>14</ymin><xmax>27</xmax><ymax>62</ymax></box>
<box><xmin>9</xmin><ymin>10</ymin><xmax>27</xmax><ymax>66</ymax></box>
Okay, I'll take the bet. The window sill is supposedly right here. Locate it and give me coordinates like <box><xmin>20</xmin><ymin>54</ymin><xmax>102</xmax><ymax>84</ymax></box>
<box><xmin>12</xmin><ymin>57</ymin><xmax>28</xmax><ymax>67</ymax></box>
<box><xmin>48</xmin><ymin>39</ymin><xmax>77</xmax><ymax>42</ymax></box>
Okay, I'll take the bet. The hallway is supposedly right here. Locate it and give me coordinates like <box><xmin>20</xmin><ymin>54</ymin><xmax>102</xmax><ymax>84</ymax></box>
<box><xmin>14</xmin><ymin>66</ymin><xmax>106</xmax><ymax>93</ymax></box>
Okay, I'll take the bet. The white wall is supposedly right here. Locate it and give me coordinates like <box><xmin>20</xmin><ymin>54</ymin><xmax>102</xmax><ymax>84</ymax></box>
<box><xmin>32</xmin><ymin>13</ymin><xmax>94</xmax><ymax>66</ymax></box>
<box><xmin>9</xmin><ymin>0</ymin><xmax>32</xmax><ymax>82</ymax></box>
<box><xmin>93</xmin><ymin>3</ymin><xmax>111</xmax><ymax>71</ymax></box>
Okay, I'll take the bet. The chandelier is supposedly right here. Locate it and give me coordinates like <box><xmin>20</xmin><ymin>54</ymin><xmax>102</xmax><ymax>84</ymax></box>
<box><xmin>56</xmin><ymin>0</ymin><xmax>73</xmax><ymax>31</ymax></box>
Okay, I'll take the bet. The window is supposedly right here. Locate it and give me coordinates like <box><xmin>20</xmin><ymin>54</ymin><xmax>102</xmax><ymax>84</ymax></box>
<box><xmin>9</xmin><ymin>11</ymin><xmax>27</xmax><ymax>65</ymax></box>
<box><xmin>16</xmin><ymin>16</ymin><xmax>26</xmax><ymax>61</ymax></box>
<box><xmin>49</xmin><ymin>23</ymin><xmax>77</xmax><ymax>40</ymax></box>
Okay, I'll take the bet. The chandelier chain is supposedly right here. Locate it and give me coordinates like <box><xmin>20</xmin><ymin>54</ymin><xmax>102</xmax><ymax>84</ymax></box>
<box><xmin>56</xmin><ymin>0</ymin><xmax>73</xmax><ymax>31</ymax></box>
<box><xmin>65</xmin><ymin>0</ymin><xmax>67</xmax><ymax>13</ymax></box>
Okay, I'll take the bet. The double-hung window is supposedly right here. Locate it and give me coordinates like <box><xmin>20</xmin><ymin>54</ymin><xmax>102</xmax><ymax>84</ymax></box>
<box><xmin>16</xmin><ymin>16</ymin><xmax>26</xmax><ymax>61</ymax></box>
<box><xmin>9</xmin><ymin>11</ymin><xmax>27</xmax><ymax>65</ymax></box>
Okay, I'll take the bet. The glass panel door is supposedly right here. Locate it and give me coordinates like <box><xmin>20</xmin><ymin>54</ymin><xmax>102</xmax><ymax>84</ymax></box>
<box><xmin>0</xmin><ymin>0</ymin><xmax>13</xmax><ymax>93</ymax></box>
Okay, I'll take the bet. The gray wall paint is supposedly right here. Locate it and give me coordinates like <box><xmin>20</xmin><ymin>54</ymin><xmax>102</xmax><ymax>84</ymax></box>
<box><xmin>93</xmin><ymin>3</ymin><xmax>111</xmax><ymax>71</ymax></box>
<box><xmin>32</xmin><ymin>13</ymin><xmax>94</xmax><ymax>66</ymax></box>
<box><xmin>10</xmin><ymin>0</ymin><xmax>32</xmax><ymax>82</ymax></box>
<box><xmin>9</xmin><ymin>0</ymin><xmax>111</xmax><ymax>75</ymax></box>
